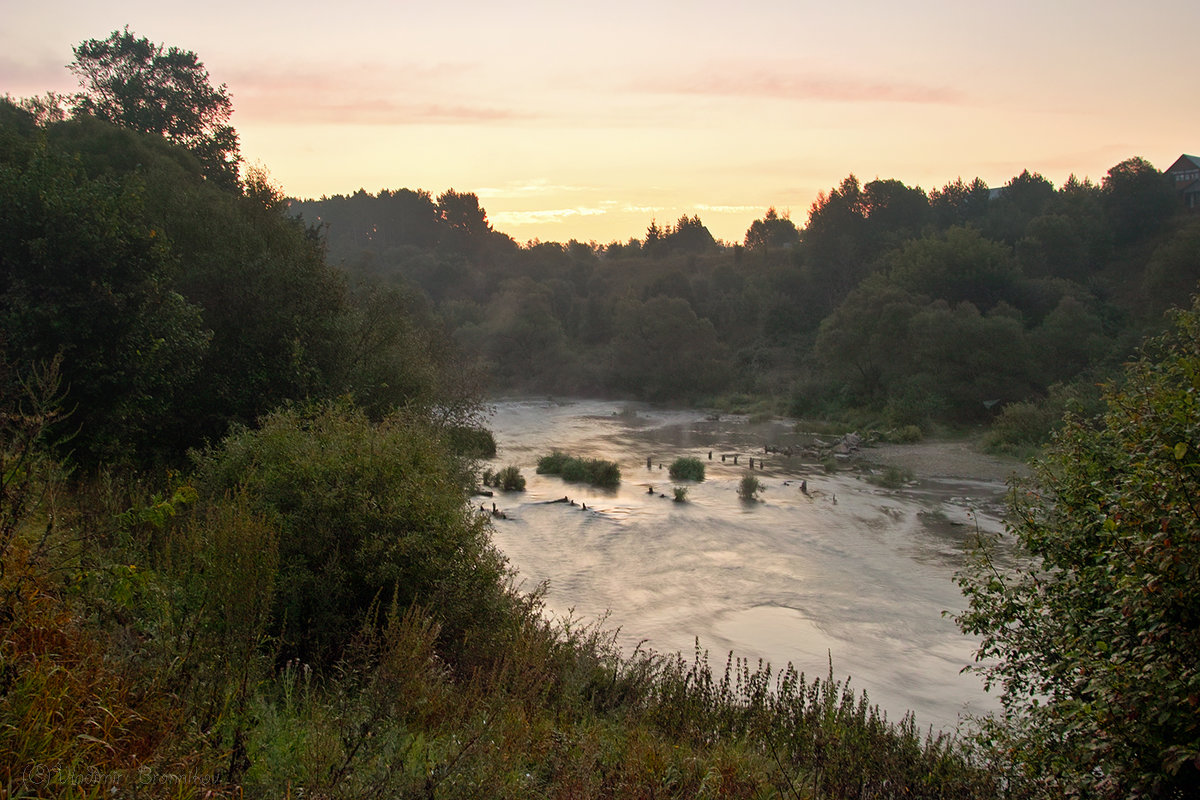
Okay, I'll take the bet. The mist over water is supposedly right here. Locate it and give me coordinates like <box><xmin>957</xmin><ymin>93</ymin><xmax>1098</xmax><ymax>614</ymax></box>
<box><xmin>483</xmin><ymin>398</ymin><xmax>1008</xmax><ymax>733</ymax></box>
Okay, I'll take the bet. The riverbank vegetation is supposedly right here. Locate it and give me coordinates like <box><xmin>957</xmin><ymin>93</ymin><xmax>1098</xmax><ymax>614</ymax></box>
<box><xmin>957</xmin><ymin>298</ymin><xmax>1200</xmax><ymax>797</ymax></box>
<box><xmin>3</xmin><ymin>27</ymin><xmax>1198</xmax><ymax>798</ymax></box>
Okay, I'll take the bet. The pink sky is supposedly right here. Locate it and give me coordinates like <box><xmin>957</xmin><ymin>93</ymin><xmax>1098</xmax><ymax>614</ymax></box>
<box><xmin>4</xmin><ymin>0</ymin><xmax>1197</xmax><ymax>244</ymax></box>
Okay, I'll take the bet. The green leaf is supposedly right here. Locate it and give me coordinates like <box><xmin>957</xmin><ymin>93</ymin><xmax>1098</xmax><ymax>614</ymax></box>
<box><xmin>1174</xmin><ymin>441</ymin><xmax>1188</xmax><ymax>460</ymax></box>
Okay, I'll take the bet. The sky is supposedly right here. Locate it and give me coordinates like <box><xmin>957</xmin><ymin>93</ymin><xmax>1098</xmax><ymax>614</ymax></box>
<box><xmin>4</xmin><ymin>0</ymin><xmax>1198</xmax><ymax>245</ymax></box>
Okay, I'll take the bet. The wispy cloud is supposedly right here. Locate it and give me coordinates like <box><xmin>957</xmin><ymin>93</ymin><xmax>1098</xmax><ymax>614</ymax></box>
<box><xmin>491</xmin><ymin>207</ymin><xmax>610</xmax><ymax>226</ymax></box>
<box><xmin>641</xmin><ymin>63</ymin><xmax>963</xmax><ymax>105</ymax></box>
<box><xmin>478</xmin><ymin>179</ymin><xmax>593</xmax><ymax>198</ymax></box>
<box><xmin>695</xmin><ymin>203</ymin><xmax>764</xmax><ymax>214</ymax></box>
<box><xmin>227</xmin><ymin>62</ymin><xmax>531</xmax><ymax>125</ymax></box>
<box><xmin>0</xmin><ymin>56</ymin><xmax>77</xmax><ymax>94</ymax></box>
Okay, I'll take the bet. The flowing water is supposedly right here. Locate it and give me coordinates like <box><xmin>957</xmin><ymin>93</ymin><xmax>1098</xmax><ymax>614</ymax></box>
<box><xmin>482</xmin><ymin>398</ymin><xmax>1016</xmax><ymax>733</ymax></box>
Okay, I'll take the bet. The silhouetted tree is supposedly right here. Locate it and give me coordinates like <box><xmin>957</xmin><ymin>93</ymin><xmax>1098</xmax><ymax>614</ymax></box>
<box><xmin>69</xmin><ymin>27</ymin><xmax>240</xmax><ymax>188</ymax></box>
<box><xmin>1102</xmin><ymin>156</ymin><xmax>1176</xmax><ymax>245</ymax></box>
<box><xmin>664</xmin><ymin>214</ymin><xmax>716</xmax><ymax>254</ymax></box>
<box><xmin>929</xmin><ymin>177</ymin><xmax>990</xmax><ymax>228</ymax></box>
<box><xmin>744</xmin><ymin>207</ymin><xmax>800</xmax><ymax>250</ymax></box>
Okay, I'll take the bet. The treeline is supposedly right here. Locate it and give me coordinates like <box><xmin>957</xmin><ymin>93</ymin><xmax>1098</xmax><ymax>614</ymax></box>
<box><xmin>297</xmin><ymin>160</ymin><xmax>1200</xmax><ymax>444</ymax></box>
<box><xmin>1</xmin><ymin>30</ymin><xmax>1004</xmax><ymax>799</ymax></box>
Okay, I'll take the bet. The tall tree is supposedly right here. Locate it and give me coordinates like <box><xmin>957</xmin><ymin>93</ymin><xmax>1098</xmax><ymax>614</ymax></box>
<box><xmin>69</xmin><ymin>28</ymin><xmax>240</xmax><ymax>188</ymax></box>
<box><xmin>929</xmin><ymin>177</ymin><xmax>990</xmax><ymax>228</ymax></box>
<box><xmin>802</xmin><ymin>175</ymin><xmax>871</xmax><ymax>312</ymax></box>
<box><xmin>743</xmin><ymin>207</ymin><xmax>800</xmax><ymax>251</ymax></box>
<box><xmin>862</xmin><ymin>178</ymin><xmax>929</xmax><ymax>244</ymax></box>
<box><xmin>0</xmin><ymin>104</ymin><xmax>209</xmax><ymax>464</ymax></box>
<box><xmin>1102</xmin><ymin>156</ymin><xmax>1176</xmax><ymax>245</ymax></box>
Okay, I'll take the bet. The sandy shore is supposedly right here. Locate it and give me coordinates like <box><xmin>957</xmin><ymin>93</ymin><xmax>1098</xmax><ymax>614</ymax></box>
<box><xmin>865</xmin><ymin>438</ymin><xmax>1031</xmax><ymax>485</ymax></box>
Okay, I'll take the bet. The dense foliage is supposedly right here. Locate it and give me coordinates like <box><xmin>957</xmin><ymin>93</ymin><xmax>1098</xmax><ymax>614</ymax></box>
<box><xmin>193</xmin><ymin>402</ymin><xmax>512</xmax><ymax>668</ymax></box>
<box><xmin>957</xmin><ymin>297</ymin><xmax>1200</xmax><ymax>797</ymax></box>
<box><xmin>298</xmin><ymin>159</ymin><xmax>1200</xmax><ymax>441</ymax></box>
<box><xmin>0</xmin><ymin>95</ymin><xmax>480</xmax><ymax>467</ymax></box>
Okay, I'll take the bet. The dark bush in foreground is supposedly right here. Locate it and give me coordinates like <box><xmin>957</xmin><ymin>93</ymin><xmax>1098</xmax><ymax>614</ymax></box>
<box><xmin>537</xmin><ymin>451</ymin><xmax>621</xmax><ymax>487</ymax></box>
<box><xmin>194</xmin><ymin>401</ymin><xmax>512</xmax><ymax>667</ymax></box>
<box><xmin>958</xmin><ymin>297</ymin><xmax>1200</xmax><ymax>797</ymax></box>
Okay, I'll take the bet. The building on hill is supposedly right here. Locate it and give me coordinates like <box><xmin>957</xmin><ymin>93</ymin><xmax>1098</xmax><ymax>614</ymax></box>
<box><xmin>1166</xmin><ymin>154</ymin><xmax>1200</xmax><ymax>210</ymax></box>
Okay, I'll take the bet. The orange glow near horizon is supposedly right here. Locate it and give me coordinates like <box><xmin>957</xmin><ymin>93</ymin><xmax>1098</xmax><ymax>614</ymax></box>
<box><xmin>5</xmin><ymin>1</ymin><xmax>1198</xmax><ymax>245</ymax></box>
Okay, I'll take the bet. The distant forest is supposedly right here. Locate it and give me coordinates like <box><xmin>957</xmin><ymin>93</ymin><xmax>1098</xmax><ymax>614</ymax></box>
<box><xmin>292</xmin><ymin>159</ymin><xmax>1200</xmax><ymax>440</ymax></box>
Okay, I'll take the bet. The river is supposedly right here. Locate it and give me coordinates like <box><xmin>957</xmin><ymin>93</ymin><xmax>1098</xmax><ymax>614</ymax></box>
<box><xmin>481</xmin><ymin>397</ymin><xmax>1022</xmax><ymax>733</ymax></box>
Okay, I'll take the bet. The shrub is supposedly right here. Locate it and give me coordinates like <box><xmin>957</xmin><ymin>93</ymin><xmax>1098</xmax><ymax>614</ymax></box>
<box><xmin>957</xmin><ymin>298</ymin><xmax>1200</xmax><ymax>796</ymax></box>
<box><xmin>668</xmin><ymin>457</ymin><xmax>705</xmax><ymax>482</ymax></box>
<box><xmin>444</xmin><ymin>425</ymin><xmax>497</xmax><ymax>458</ymax></box>
<box><xmin>536</xmin><ymin>451</ymin><xmax>621</xmax><ymax>488</ymax></box>
<box><xmin>981</xmin><ymin>398</ymin><xmax>1059</xmax><ymax>455</ymax></box>
<box><xmin>737</xmin><ymin>475</ymin><xmax>763</xmax><ymax>501</ymax></box>
<box><xmin>672</xmin><ymin>486</ymin><xmax>689</xmax><ymax>502</ymax></box>
<box><xmin>194</xmin><ymin>400</ymin><xmax>512</xmax><ymax>667</ymax></box>
<box><xmin>883</xmin><ymin>424</ymin><xmax>923</xmax><ymax>443</ymax></box>
<box><xmin>868</xmin><ymin>465</ymin><xmax>913</xmax><ymax>489</ymax></box>
<box><xmin>493</xmin><ymin>465</ymin><xmax>526</xmax><ymax>491</ymax></box>
<box><xmin>536</xmin><ymin>450</ymin><xmax>571</xmax><ymax>475</ymax></box>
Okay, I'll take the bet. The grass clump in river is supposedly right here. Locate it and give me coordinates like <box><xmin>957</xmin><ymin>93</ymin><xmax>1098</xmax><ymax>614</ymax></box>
<box><xmin>668</xmin><ymin>456</ymin><xmax>705</xmax><ymax>482</ymax></box>
<box><xmin>737</xmin><ymin>474</ymin><xmax>764</xmax><ymax>501</ymax></box>
<box><xmin>537</xmin><ymin>450</ymin><xmax>621</xmax><ymax>488</ymax></box>
<box><xmin>482</xmin><ymin>465</ymin><xmax>526</xmax><ymax>491</ymax></box>
<box><xmin>868</xmin><ymin>465</ymin><xmax>915</xmax><ymax>489</ymax></box>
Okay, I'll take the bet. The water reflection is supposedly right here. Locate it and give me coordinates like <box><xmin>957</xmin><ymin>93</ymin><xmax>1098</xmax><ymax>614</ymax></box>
<box><xmin>483</xmin><ymin>398</ymin><xmax>1005</xmax><ymax>732</ymax></box>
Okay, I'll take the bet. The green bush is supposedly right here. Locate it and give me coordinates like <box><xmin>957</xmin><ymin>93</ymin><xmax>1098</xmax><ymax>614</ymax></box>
<box><xmin>536</xmin><ymin>451</ymin><xmax>621</xmax><ymax>488</ymax></box>
<box><xmin>868</xmin><ymin>465</ymin><xmax>913</xmax><ymax>489</ymax></box>
<box><xmin>536</xmin><ymin>450</ymin><xmax>570</xmax><ymax>474</ymax></box>
<box><xmin>957</xmin><ymin>299</ymin><xmax>1200</xmax><ymax>797</ymax></box>
<box><xmin>493</xmin><ymin>465</ymin><xmax>526</xmax><ymax>491</ymax></box>
<box><xmin>981</xmin><ymin>398</ymin><xmax>1060</xmax><ymax>455</ymax></box>
<box><xmin>445</xmin><ymin>425</ymin><xmax>497</xmax><ymax>458</ymax></box>
<box><xmin>672</xmin><ymin>486</ymin><xmax>689</xmax><ymax>502</ymax></box>
<box><xmin>883</xmin><ymin>424</ymin><xmax>924</xmax><ymax>443</ymax></box>
<box><xmin>668</xmin><ymin>457</ymin><xmax>705</xmax><ymax>482</ymax></box>
<box><xmin>737</xmin><ymin>474</ymin><xmax>763</xmax><ymax>501</ymax></box>
<box><xmin>194</xmin><ymin>400</ymin><xmax>512</xmax><ymax>667</ymax></box>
